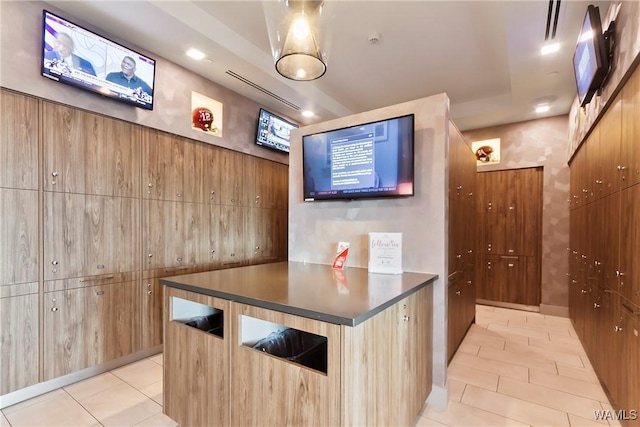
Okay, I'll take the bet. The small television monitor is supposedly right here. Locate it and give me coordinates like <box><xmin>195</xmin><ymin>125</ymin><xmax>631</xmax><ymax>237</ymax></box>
<box><xmin>41</xmin><ymin>10</ymin><xmax>156</xmax><ymax>110</ymax></box>
<box><xmin>255</xmin><ymin>109</ymin><xmax>298</xmax><ymax>154</ymax></box>
<box><xmin>302</xmin><ymin>114</ymin><xmax>415</xmax><ymax>202</ymax></box>
<box><xmin>573</xmin><ymin>5</ymin><xmax>609</xmax><ymax>108</ymax></box>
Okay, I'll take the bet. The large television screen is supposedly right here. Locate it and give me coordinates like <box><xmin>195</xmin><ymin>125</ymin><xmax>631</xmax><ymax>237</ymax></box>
<box><xmin>573</xmin><ymin>5</ymin><xmax>609</xmax><ymax>108</ymax></box>
<box><xmin>302</xmin><ymin>114</ymin><xmax>415</xmax><ymax>202</ymax></box>
<box><xmin>255</xmin><ymin>108</ymin><xmax>298</xmax><ymax>153</ymax></box>
<box><xmin>42</xmin><ymin>10</ymin><xmax>156</xmax><ymax>110</ymax></box>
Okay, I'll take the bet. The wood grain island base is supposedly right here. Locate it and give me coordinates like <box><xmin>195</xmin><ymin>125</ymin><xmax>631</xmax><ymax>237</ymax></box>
<box><xmin>161</xmin><ymin>261</ymin><xmax>436</xmax><ymax>426</ymax></box>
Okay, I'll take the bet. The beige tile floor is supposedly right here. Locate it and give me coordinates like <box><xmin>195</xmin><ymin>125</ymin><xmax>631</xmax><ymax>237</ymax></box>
<box><xmin>416</xmin><ymin>305</ymin><xmax>621</xmax><ymax>427</ymax></box>
<box><xmin>1</xmin><ymin>305</ymin><xmax>618</xmax><ymax>427</ymax></box>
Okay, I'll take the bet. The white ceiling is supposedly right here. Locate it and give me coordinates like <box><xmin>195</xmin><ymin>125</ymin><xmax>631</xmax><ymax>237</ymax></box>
<box><xmin>46</xmin><ymin>0</ymin><xmax>611</xmax><ymax>131</ymax></box>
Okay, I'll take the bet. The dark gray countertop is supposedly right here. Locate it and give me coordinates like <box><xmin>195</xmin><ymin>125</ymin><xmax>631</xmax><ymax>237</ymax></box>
<box><xmin>160</xmin><ymin>261</ymin><xmax>437</xmax><ymax>326</ymax></box>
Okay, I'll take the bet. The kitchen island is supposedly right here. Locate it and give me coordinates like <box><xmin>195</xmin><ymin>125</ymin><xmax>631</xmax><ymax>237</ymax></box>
<box><xmin>161</xmin><ymin>261</ymin><xmax>437</xmax><ymax>426</ymax></box>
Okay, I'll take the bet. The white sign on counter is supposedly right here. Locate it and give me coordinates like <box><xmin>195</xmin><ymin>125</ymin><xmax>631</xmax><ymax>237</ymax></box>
<box><xmin>368</xmin><ymin>232</ymin><xmax>403</xmax><ymax>274</ymax></box>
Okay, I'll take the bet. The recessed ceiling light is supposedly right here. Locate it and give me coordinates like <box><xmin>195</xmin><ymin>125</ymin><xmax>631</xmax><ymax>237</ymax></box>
<box><xmin>301</xmin><ymin>110</ymin><xmax>314</xmax><ymax>118</ymax></box>
<box><xmin>186</xmin><ymin>48</ymin><xmax>206</xmax><ymax>60</ymax></box>
<box><xmin>535</xmin><ymin>104</ymin><xmax>550</xmax><ymax>113</ymax></box>
<box><xmin>541</xmin><ymin>43</ymin><xmax>560</xmax><ymax>55</ymax></box>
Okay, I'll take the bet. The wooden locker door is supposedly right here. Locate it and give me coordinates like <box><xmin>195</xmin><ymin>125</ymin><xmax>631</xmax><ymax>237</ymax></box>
<box><xmin>219</xmin><ymin>205</ymin><xmax>246</xmax><ymax>266</ymax></box>
<box><xmin>0</xmin><ymin>293</ymin><xmax>39</xmax><ymax>394</ymax></box>
<box><xmin>620</xmin><ymin>185</ymin><xmax>640</xmax><ymax>306</ymax></box>
<box><xmin>182</xmin><ymin>201</ymin><xmax>209</xmax><ymax>266</ymax></box>
<box><xmin>518</xmin><ymin>167</ymin><xmax>542</xmax><ymax>257</ymax></box>
<box><xmin>601</xmin><ymin>192</ymin><xmax>620</xmax><ymax>291</ymax></box>
<box><xmin>42</xmin><ymin>103</ymin><xmax>101</xmax><ymax>194</ymax></box>
<box><xmin>0</xmin><ymin>90</ymin><xmax>39</xmax><ymax>190</ymax></box>
<box><xmin>142</xmin><ymin>129</ymin><xmax>185</xmax><ymax>201</ymax></box>
<box><xmin>141</xmin><ymin>278</ymin><xmax>163</xmax><ymax>350</ymax></box>
<box><xmin>620</xmin><ymin>64</ymin><xmax>640</xmax><ymax>188</ymax></box>
<box><xmin>208</xmin><ymin>204</ymin><xmax>221</xmax><ymax>269</ymax></box>
<box><xmin>241</xmin><ymin>155</ymin><xmax>257</xmax><ymax>207</ymax></box>
<box><xmin>219</xmin><ymin>149</ymin><xmax>243</xmax><ymax>206</ymax></box>
<box><xmin>0</xmin><ymin>189</ymin><xmax>38</xmax><ymax>286</ymax></box>
<box><xmin>44</xmin><ymin>193</ymin><xmax>138</xmax><ymax>280</ymax></box>
<box><xmin>598</xmin><ymin>97</ymin><xmax>622</xmax><ymax>198</ymax></box>
<box><xmin>274</xmin><ymin>162</ymin><xmax>289</xmax><ymax>210</ymax></box>
<box><xmin>203</xmin><ymin>143</ymin><xmax>222</xmax><ymax>205</ymax></box>
<box><xmin>143</xmin><ymin>199</ymin><xmax>187</xmax><ymax>270</ymax></box>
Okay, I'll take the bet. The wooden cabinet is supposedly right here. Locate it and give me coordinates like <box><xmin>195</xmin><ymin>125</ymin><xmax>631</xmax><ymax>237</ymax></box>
<box><xmin>475</xmin><ymin>167</ymin><xmax>542</xmax><ymax>306</ymax></box>
<box><xmin>0</xmin><ymin>293</ymin><xmax>39</xmax><ymax>394</ymax></box>
<box><xmin>42</xmin><ymin>103</ymin><xmax>141</xmax><ymax>197</ymax></box>
<box><xmin>569</xmin><ymin>64</ymin><xmax>640</xmax><ymax>426</ymax></box>
<box><xmin>219</xmin><ymin>205</ymin><xmax>247</xmax><ymax>266</ymax></box>
<box><xmin>44</xmin><ymin>192</ymin><xmax>139</xmax><ymax>280</ymax></box>
<box><xmin>0</xmin><ymin>90</ymin><xmax>39</xmax><ymax>190</ymax></box>
<box><xmin>220</xmin><ymin>149</ymin><xmax>247</xmax><ymax>206</ymax></box>
<box><xmin>43</xmin><ymin>278</ymin><xmax>140</xmax><ymax>380</ymax></box>
<box><xmin>164</xmin><ymin>287</ymin><xmax>230</xmax><ymax>426</ymax></box>
<box><xmin>202</xmin><ymin>142</ymin><xmax>222</xmax><ymax>205</ymax></box>
<box><xmin>447</xmin><ymin>123</ymin><xmax>476</xmax><ymax>361</ymax></box>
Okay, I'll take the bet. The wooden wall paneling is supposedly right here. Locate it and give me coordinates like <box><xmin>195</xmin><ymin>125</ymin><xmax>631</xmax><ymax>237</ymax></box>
<box><xmin>44</xmin><ymin>192</ymin><xmax>138</xmax><ymax>280</ymax></box>
<box><xmin>181</xmin><ymin>137</ymin><xmax>204</xmax><ymax>203</ymax></box>
<box><xmin>164</xmin><ymin>288</ymin><xmax>230</xmax><ymax>427</ymax></box>
<box><xmin>620</xmin><ymin>184</ymin><xmax>640</xmax><ymax>306</ymax></box>
<box><xmin>0</xmin><ymin>293</ymin><xmax>39</xmax><ymax>394</ymax></box>
<box><xmin>230</xmin><ymin>302</ymin><xmax>341</xmax><ymax>427</ymax></box>
<box><xmin>142</xmin><ymin>129</ymin><xmax>184</xmax><ymax>202</ymax></box>
<box><xmin>43</xmin><ymin>280</ymin><xmax>139</xmax><ymax>379</ymax></box>
<box><xmin>620</xmin><ymin>65</ymin><xmax>640</xmax><ymax>188</ymax></box>
<box><xmin>595</xmin><ymin>288</ymin><xmax>619</xmax><ymax>403</ymax></box>
<box><xmin>0</xmin><ymin>90</ymin><xmax>39</xmax><ymax>190</ymax></box>
<box><xmin>0</xmin><ymin>188</ymin><xmax>38</xmax><ymax>286</ymax></box>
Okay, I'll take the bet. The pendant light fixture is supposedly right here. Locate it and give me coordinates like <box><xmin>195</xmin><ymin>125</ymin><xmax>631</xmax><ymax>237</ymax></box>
<box><xmin>263</xmin><ymin>1</ymin><xmax>330</xmax><ymax>81</ymax></box>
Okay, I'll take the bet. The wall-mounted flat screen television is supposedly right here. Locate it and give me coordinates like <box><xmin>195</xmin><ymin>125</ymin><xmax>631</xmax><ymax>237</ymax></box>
<box><xmin>573</xmin><ymin>4</ymin><xmax>609</xmax><ymax>108</ymax></box>
<box><xmin>41</xmin><ymin>10</ymin><xmax>156</xmax><ymax>110</ymax></box>
<box><xmin>302</xmin><ymin>114</ymin><xmax>415</xmax><ymax>202</ymax></box>
<box><xmin>255</xmin><ymin>108</ymin><xmax>298</xmax><ymax>153</ymax></box>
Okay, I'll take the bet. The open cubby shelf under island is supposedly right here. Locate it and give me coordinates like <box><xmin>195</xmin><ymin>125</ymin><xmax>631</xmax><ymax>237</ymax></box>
<box><xmin>161</xmin><ymin>261</ymin><xmax>437</xmax><ymax>427</ymax></box>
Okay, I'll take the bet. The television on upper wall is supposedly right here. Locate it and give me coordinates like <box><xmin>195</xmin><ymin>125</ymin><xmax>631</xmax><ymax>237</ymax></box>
<box><xmin>41</xmin><ymin>10</ymin><xmax>156</xmax><ymax>110</ymax></box>
<box><xmin>302</xmin><ymin>114</ymin><xmax>415</xmax><ymax>202</ymax></box>
<box><xmin>255</xmin><ymin>108</ymin><xmax>298</xmax><ymax>154</ymax></box>
<box><xmin>573</xmin><ymin>4</ymin><xmax>610</xmax><ymax>108</ymax></box>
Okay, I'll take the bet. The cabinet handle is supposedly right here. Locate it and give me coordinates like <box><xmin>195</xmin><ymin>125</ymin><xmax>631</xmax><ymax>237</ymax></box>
<box><xmin>403</xmin><ymin>315</ymin><xmax>411</xmax><ymax>321</ymax></box>
<box><xmin>177</xmin><ymin>193</ymin><xmax>182</xmax><ymax>198</ymax></box>
<box><xmin>617</xmin><ymin>165</ymin><xmax>626</xmax><ymax>171</ymax></box>
<box><xmin>51</xmin><ymin>260</ymin><xmax>59</xmax><ymax>265</ymax></box>
<box><xmin>581</xmin><ymin>289</ymin><xmax>587</xmax><ymax>294</ymax></box>
<box><xmin>51</xmin><ymin>307</ymin><xmax>58</xmax><ymax>312</ymax></box>
<box><xmin>147</xmin><ymin>290</ymin><xmax>152</xmax><ymax>295</ymax></box>
<box><xmin>595</xmin><ymin>180</ymin><xmax>602</xmax><ymax>184</ymax></box>
<box><xmin>80</xmin><ymin>275</ymin><xmax>114</xmax><ymax>282</ymax></box>
<box><xmin>456</xmin><ymin>254</ymin><xmax>462</xmax><ymax>259</ymax></box>
<box><xmin>593</xmin><ymin>303</ymin><xmax>600</xmax><ymax>309</ymax></box>
<box><xmin>455</xmin><ymin>290</ymin><xmax>461</xmax><ymax>296</ymax></box>
<box><xmin>615</xmin><ymin>325</ymin><xmax>623</xmax><ymax>332</ymax></box>
<box><xmin>96</xmin><ymin>290</ymin><xmax>105</xmax><ymax>296</ymax></box>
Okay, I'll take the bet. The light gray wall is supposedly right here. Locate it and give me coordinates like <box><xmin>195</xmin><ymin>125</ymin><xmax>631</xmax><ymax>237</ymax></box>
<box><xmin>0</xmin><ymin>0</ymin><xmax>288</xmax><ymax>164</ymax></box>
<box><xmin>288</xmin><ymin>94</ymin><xmax>451</xmax><ymax>405</ymax></box>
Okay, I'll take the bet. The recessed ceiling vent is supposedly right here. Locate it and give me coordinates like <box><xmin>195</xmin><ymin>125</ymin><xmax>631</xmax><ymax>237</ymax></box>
<box><xmin>225</xmin><ymin>70</ymin><xmax>301</xmax><ymax>111</ymax></box>
<box><xmin>545</xmin><ymin>0</ymin><xmax>561</xmax><ymax>40</ymax></box>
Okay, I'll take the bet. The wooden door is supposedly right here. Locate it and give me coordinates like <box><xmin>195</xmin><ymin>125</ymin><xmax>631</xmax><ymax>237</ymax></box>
<box><xmin>0</xmin><ymin>188</ymin><xmax>38</xmax><ymax>286</ymax></box>
<box><xmin>219</xmin><ymin>205</ymin><xmax>246</xmax><ymax>266</ymax></box>
<box><xmin>447</xmin><ymin>272</ymin><xmax>464</xmax><ymax>360</ymax></box>
<box><xmin>141</xmin><ymin>278</ymin><xmax>164</xmax><ymax>349</ymax></box>
<box><xmin>219</xmin><ymin>149</ymin><xmax>244</xmax><ymax>206</ymax></box>
<box><xmin>181</xmin><ymin>137</ymin><xmax>204</xmax><ymax>203</ymax></box>
<box><xmin>597</xmin><ymin>97</ymin><xmax>622</xmax><ymax>198</ymax></box>
<box><xmin>620</xmin><ymin>64</ymin><xmax>640</xmax><ymax>188</ymax></box>
<box><xmin>43</xmin><ymin>281</ymin><xmax>139</xmax><ymax>379</ymax></box>
<box><xmin>44</xmin><ymin>192</ymin><xmax>138</xmax><ymax>280</ymax></box>
<box><xmin>202</xmin><ymin>143</ymin><xmax>222</xmax><ymax>205</ymax></box>
<box><xmin>142</xmin><ymin>199</ymin><xmax>208</xmax><ymax>270</ymax></box>
<box><xmin>142</xmin><ymin>129</ymin><xmax>185</xmax><ymax>201</ymax></box>
<box><xmin>0</xmin><ymin>293</ymin><xmax>39</xmax><ymax>394</ymax></box>
<box><xmin>42</xmin><ymin>103</ymin><xmax>140</xmax><ymax>197</ymax></box>
<box><xmin>273</xmin><ymin>162</ymin><xmax>289</xmax><ymax>209</ymax></box>
<box><xmin>0</xmin><ymin>89</ymin><xmax>39</xmax><ymax>190</ymax></box>
<box><xmin>207</xmin><ymin>204</ymin><xmax>221</xmax><ymax>269</ymax></box>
